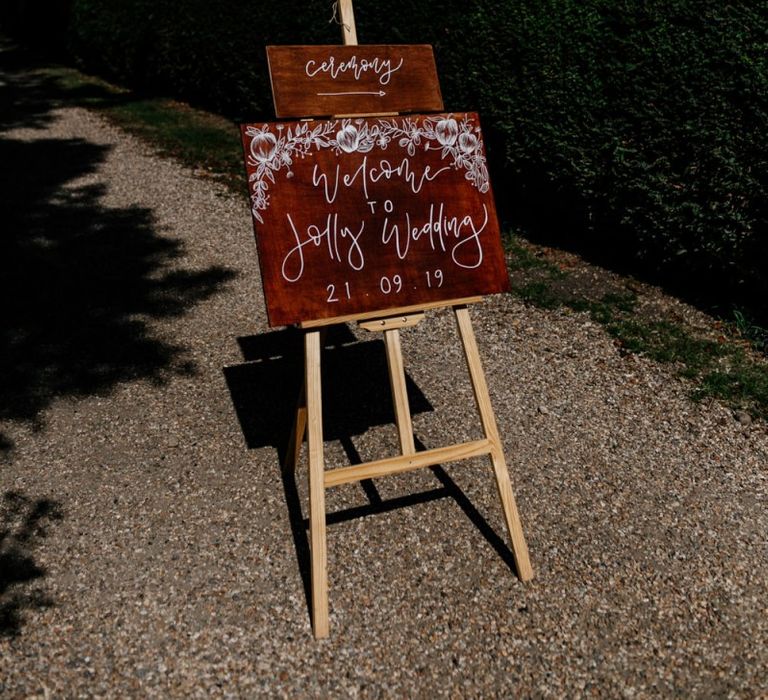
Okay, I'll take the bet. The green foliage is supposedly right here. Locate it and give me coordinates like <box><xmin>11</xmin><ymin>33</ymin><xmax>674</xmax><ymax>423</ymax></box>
<box><xmin>733</xmin><ymin>309</ymin><xmax>768</xmax><ymax>353</ymax></box>
<box><xmin>697</xmin><ymin>360</ymin><xmax>768</xmax><ymax>411</ymax></box>
<box><xmin>358</xmin><ymin>1</ymin><xmax>768</xmax><ymax>314</ymax></box>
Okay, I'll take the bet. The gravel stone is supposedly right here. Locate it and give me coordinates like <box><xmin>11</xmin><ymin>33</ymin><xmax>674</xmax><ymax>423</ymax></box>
<box><xmin>2</xmin><ymin>52</ymin><xmax>767</xmax><ymax>697</ymax></box>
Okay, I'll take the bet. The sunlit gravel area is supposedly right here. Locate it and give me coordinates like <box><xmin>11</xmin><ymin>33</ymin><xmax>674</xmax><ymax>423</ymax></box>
<box><xmin>2</xmin><ymin>58</ymin><xmax>767</xmax><ymax>698</ymax></box>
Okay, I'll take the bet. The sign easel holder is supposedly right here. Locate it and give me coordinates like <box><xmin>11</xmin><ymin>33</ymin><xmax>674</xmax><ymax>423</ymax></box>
<box><xmin>280</xmin><ymin>0</ymin><xmax>533</xmax><ymax>639</ymax></box>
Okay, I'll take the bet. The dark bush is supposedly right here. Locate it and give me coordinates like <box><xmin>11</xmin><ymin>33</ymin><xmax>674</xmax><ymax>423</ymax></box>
<box><xmin>6</xmin><ymin>0</ymin><xmax>768</xmax><ymax>315</ymax></box>
<box><xmin>0</xmin><ymin>0</ymin><xmax>73</xmax><ymax>54</ymax></box>
<box><xmin>66</xmin><ymin>0</ymin><xmax>338</xmax><ymax>117</ymax></box>
<box><xmin>354</xmin><ymin>1</ymin><xmax>768</xmax><ymax>310</ymax></box>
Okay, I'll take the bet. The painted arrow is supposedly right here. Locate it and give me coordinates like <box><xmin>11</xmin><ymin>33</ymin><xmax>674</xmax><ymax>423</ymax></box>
<box><xmin>316</xmin><ymin>90</ymin><xmax>387</xmax><ymax>97</ymax></box>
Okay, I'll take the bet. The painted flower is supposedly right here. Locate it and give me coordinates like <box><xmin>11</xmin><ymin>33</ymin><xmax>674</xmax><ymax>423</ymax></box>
<box><xmin>250</xmin><ymin>131</ymin><xmax>278</xmax><ymax>163</ymax></box>
<box><xmin>458</xmin><ymin>131</ymin><xmax>479</xmax><ymax>155</ymax></box>
<box><xmin>336</xmin><ymin>124</ymin><xmax>360</xmax><ymax>153</ymax></box>
<box><xmin>435</xmin><ymin>118</ymin><xmax>459</xmax><ymax>146</ymax></box>
<box><xmin>367</xmin><ymin>125</ymin><xmax>388</xmax><ymax>150</ymax></box>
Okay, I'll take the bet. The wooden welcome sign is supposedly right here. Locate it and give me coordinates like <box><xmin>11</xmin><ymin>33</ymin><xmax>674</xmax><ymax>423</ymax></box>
<box><xmin>241</xmin><ymin>112</ymin><xmax>509</xmax><ymax>327</ymax></box>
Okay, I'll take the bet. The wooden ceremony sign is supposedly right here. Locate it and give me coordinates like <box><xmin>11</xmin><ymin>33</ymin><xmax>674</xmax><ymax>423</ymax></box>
<box><xmin>267</xmin><ymin>44</ymin><xmax>443</xmax><ymax>118</ymax></box>
<box><xmin>242</xmin><ymin>0</ymin><xmax>532</xmax><ymax>639</ymax></box>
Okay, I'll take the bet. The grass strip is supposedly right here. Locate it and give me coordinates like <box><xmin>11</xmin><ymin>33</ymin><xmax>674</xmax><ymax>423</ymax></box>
<box><xmin>506</xmin><ymin>236</ymin><xmax>768</xmax><ymax>421</ymax></box>
<box><xmin>39</xmin><ymin>64</ymin><xmax>245</xmax><ymax>192</ymax></box>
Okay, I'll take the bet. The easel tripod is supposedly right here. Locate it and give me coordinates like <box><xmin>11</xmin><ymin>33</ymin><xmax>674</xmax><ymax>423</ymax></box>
<box><xmin>282</xmin><ymin>0</ymin><xmax>533</xmax><ymax>639</ymax></box>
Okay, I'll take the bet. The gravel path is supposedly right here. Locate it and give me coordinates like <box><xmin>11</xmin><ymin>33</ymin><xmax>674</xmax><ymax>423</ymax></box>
<box><xmin>2</xmin><ymin>50</ymin><xmax>767</xmax><ymax>697</ymax></box>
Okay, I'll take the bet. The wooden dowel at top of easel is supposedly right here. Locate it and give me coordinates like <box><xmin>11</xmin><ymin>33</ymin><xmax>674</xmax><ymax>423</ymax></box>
<box><xmin>337</xmin><ymin>0</ymin><xmax>359</xmax><ymax>46</ymax></box>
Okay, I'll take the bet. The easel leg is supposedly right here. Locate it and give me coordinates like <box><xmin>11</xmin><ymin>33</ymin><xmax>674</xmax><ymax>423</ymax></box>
<box><xmin>454</xmin><ymin>306</ymin><xmax>534</xmax><ymax>581</ymax></box>
<box><xmin>305</xmin><ymin>330</ymin><xmax>329</xmax><ymax>637</ymax></box>
<box><xmin>284</xmin><ymin>383</ymin><xmax>307</xmax><ymax>473</ymax></box>
<box><xmin>384</xmin><ymin>329</ymin><xmax>416</xmax><ymax>455</ymax></box>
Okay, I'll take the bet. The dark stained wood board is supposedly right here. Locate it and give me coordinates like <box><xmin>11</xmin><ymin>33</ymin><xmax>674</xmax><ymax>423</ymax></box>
<box><xmin>267</xmin><ymin>45</ymin><xmax>443</xmax><ymax>118</ymax></box>
<box><xmin>241</xmin><ymin>112</ymin><xmax>509</xmax><ymax>327</ymax></box>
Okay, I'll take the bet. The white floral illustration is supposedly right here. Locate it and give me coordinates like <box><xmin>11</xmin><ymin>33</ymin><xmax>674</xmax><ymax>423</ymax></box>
<box><xmin>435</xmin><ymin>117</ymin><xmax>459</xmax><ymax>146</ymax></box>
<box><xmin>244</xmin><ymin>114</ymin><xmax>489</xmax><ymax>223</ymax></box>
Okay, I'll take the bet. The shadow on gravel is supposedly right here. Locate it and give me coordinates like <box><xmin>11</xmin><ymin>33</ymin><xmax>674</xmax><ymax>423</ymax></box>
<box><xmin>0</xmin><ymin>43</ymin><xmax>235</xmax><ymax>451</ymax></box>
<box><xmin>0</xmin><ymin>491</ymin><xmax>63</xmax><ymax>637</ymax></box>
<box><xmin>224</xmin><ymin>326</ymin><xmax>520</xmax><ymax>619</ymax></box>
<box><xmin>224</xmin><ymin>325</ymin><xmax>433</xmax><ymax>460</ymax></box>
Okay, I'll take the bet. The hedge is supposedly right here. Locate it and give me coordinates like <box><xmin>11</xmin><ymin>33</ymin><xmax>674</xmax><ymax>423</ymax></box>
<box><xmin>3</xmin><ymin>0</ymin><xmax>767</xmax><ymax>314</ymax></box>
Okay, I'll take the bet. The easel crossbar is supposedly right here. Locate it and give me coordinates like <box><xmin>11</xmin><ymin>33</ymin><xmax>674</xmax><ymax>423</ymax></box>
<box><xmin>324</xmin><ymin>438</ymin><xmax>492</xmax><ymax>488</ymax></box>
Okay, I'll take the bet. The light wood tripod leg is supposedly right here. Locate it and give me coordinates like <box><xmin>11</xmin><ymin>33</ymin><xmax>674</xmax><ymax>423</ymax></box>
<box><xmin>454</xmin><ymin>306</ymin><xmax>534</xmax><ymax>581</ymax></box>
<box><xmin>305</xmin><ymin>330</ymin><xmax>329</xmax><ymax>637</ymax></box>
<box><xmin>284</xmin><ymin>383</ymin><xmax>307</xmax><ymax>473</ymax></box>
<box><xmin>384</xmin><ymin>329</ymin><xmax>416</xmax><ymax>456</ymax></box>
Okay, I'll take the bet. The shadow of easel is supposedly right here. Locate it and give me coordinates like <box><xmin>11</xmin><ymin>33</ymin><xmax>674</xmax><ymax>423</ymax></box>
<box><xmin>223</xmin><ymin>325</ymin><xmax>519</xmax><ymax>620</ymax></box>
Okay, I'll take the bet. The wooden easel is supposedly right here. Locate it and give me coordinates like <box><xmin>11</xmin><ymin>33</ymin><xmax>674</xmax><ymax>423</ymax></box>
<box><xmin>284</xmin><ymin>0</ymin><xmax>533</xmax><ymax>639</ymax></box>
